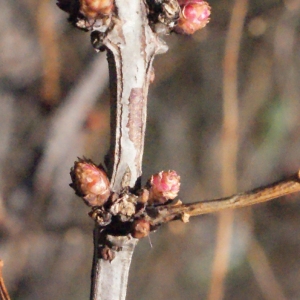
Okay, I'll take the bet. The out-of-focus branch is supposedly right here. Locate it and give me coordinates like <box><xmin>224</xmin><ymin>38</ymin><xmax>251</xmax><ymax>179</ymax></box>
<box><xmin>148</xmin><ymin>170</ymin><xmax>300</xmax><ymax>225</ymax></box>
<box><xmin>207</xmin><ymin>0</ymin><xmax>248</xmax><ymax>299</ymax></box>
<box><xmin>0</xmin><ymin>94</ymin><xmax>14</xmax><ymax>222</ymax></box>
<box><xmin>37</xmin><ymin>0</ymin><xmax>61</xmax><ymax>105</ymax></box>
<box><xmin>248</xmin><ymin>238</ymin><xmax>287</xmax><ymax>300</ymax></box>
<box><xmin>34</xmin><ymin>55</ymin><xmax>108</xmax><ymax>197</ymax></box>
<box><xmin>0</xmin><ymin>260</ymin><xmax>11</xmax><ymax>300</ymax></box>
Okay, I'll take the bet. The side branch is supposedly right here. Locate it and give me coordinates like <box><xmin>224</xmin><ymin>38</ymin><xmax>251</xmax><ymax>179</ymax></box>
<box><xmin>149</xmin><ymin>170</ymin><xmax>300</xmax><ymax>225</ymax></box>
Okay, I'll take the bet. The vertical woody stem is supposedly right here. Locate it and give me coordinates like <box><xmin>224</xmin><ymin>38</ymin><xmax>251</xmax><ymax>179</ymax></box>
<box><xmin>105</xmin><ymin>0</ymin><xmax>164</xmax><ymax>192</ymax></box>
<box><xmin>90</xmin><ymin>1</ymin><xmax>167</xmax><ymax>299</ymax></box>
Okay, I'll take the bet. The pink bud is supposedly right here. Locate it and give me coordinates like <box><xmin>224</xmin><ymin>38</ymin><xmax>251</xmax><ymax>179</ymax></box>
<box><xmin>70</xmin><ymin>158</ymin><xmax>110</xmax><ymax>207</ymax></box>
<box><xmin>148</xmin><ymin>170</ymin><xmax>181</xmax><ymax>204</ymax></box>
<box><xmin>80</xmin><ymin>0</ymin><xmax>114</xmax><ymax>19</ymax></box>
<box><xmin>175</xmin><ymin>1</ymin><xmax>211</xmax><ymax>35</ymax></box>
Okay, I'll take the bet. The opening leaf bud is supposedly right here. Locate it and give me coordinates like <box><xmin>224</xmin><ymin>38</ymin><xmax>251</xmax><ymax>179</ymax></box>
<box><xmin>79</xmin><ymin>0</ymin><xmax>114</xmax><ymax>19</ymax></box>
<box><xmin>175</xmin><ymin>0</ymin><xmax>211</xmax><ymax>35</ymax></box>
<box><xmin>131</xmin><ymin>219</ymin><xmax>150</xmax><ymax>239</ymax></box>
<box><xmin>70</xmin><ymin>158</ymin><xmax>110</xmax><ymax>207</ymax></box>
<box><xmin>148</xmin><ymin>170</ymin><xmax>180</xmax><ymax>204</ymax></box>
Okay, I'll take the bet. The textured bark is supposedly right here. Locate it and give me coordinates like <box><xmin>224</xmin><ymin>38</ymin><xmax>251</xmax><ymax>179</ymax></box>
<box><xmin>146</xmin><ymin>171</ymin><xmax>300</xmax><ymax>225</ymax></box>
<box><xmin>90</xmin><ymin>228</ymin><xmax>138</xmax><ymax>300</ymax></box>
<box><xmin>104</xmin><ymin>0</ymin><xmax>167</xmax><ymax>192</ymax></box>
<box><xmin>90</xmin><ymin>0</ymin><xmax>167</xmax><ymax>299</ymax></box>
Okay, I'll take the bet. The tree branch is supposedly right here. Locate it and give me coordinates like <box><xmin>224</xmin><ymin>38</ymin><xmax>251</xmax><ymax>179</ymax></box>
<box><xmin>90</xmin><ymin>228</ymin><xmax>138</xmax><ymax>300</ymax></box>
<box><xmin>88</xmin><ymin>1</ymin><xmax>166</xmax><ymax>299</ymax></box>
<box><xmin>103</xmin><ymin>0</ymin><xmax>166</xmax><ymax>192</ymax></box>
<box><xmin>58</xmin><ymin>1</ymin><xmax>300</xmax><ymax>300</ymax></box>
<box><xmin>148</xmin><ymin>170</ymin><xmax>300</xmax><ymax>225</ymax></box>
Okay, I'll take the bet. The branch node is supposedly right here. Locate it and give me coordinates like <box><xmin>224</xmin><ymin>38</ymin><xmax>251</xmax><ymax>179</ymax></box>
<box><xmin>181</xmin><ymin>212</ymin><xmax>190</xmax><ymax>223</ymax></box>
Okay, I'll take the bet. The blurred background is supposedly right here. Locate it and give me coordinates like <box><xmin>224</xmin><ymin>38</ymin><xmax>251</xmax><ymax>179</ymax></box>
<box><xmin>0</xmin><ymin>0</ymin><xmax>300</xmax><ymax>299</ymax></box>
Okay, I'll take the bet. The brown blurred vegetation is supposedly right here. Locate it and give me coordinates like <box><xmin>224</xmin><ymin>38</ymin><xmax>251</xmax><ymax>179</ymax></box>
<box><xmin>0</xmin><ymin>0</ymin><xmax>300</xmax><ymax>299</ymax></box>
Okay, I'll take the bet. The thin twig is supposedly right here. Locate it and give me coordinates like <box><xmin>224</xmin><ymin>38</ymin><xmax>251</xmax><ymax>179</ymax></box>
<box><xmin>0</xmin><ymin>260</ymin><xmax>11</xmax><ymax>300</ymax></box>
<box><xmin>149</xmin><ymin>170</ymin><xmax>300</xmax><ymax>225</ymax></box>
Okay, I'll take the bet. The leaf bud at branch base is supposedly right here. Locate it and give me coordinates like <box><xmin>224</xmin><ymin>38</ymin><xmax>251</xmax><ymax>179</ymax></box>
<box><xmin>70</xmin><ymin>158</ymin><xmax>111</xmax><ymax>207</ymax></box>
<box><xmin>175</xmin><ymin>0</ymin><xmax>211</xmax><ymax>35</ymax></box>
<box><xmin>79</xmin><ymin>0</ymin><xmax>114</xmax><ymax>19</ymax></box>
<box><xmin>148</xmin><ymin>170</ymin><xmax>181</xmax><ymax>204</ymax></box>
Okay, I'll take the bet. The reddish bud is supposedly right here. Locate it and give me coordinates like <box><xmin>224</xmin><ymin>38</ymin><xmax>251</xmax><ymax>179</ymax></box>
<box><xmin>70</xmin><ymin>158</ymin><xmax>110</xmax><ymax>207</ymax></box>
<box><xmin>148</xmin><ymin>170</ymin><xmax>180</xmax><ymax>204</ymax></box>
<box><xmin>131</xmin><ymin>219</ymin><xmax>150</xmax><ymax>239</ymax></box>
<box><xmin>79</xmin><ymin>0</ymin><xmax>114</xmax><ymax>19</ymax></box>
<box><xmin>175</xmin><ymin>0</ymin><xmax>211</xmax><ymax>35</ymax></box>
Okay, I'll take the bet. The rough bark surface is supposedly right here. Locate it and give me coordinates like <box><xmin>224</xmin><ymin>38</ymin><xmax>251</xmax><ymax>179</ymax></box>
<box><xmin>104</xmin><ymin>0</ymin><xmax>167</xmax><ymax>192</ymax></box>
<box><xmin>90</xmin><ymin>1</ymin><xmax>167</xmax><ymax>299</ymax></box>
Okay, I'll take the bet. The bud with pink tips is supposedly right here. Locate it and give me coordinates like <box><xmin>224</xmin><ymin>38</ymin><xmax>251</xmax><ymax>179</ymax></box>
<box><xmin>175</xmin><ymin>0</ymin><xmax>211</xmax><ymax>35</ymax></box>
<box><xmin>70</xmin><ymin>158</ymin><xmax>111</xmax><ymax>207</ymax></box>
<box><xmin>148</xmin><ymin>170</ymin><xmax>181</xmax><ymax>204</ymax></box>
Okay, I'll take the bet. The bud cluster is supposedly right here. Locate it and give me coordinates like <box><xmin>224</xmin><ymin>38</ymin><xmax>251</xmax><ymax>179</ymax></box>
<box><xmin>70</xmin><ymin>158</ymin><xmax>181</xmax><ymax>242</ymax></box>
<box><xmin>57</xmin><ymin>0</ymin><xmax>211</xmax><ymax>38</ymax></box>
<box><xmin>130</xmin><ymin>170</ymin><xmax>180</xmax><ymax>239</ymax></box>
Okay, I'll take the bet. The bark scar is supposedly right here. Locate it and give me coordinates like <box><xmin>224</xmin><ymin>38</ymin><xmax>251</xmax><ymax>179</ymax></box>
<box><xmin>127</xmin><ymin>88</ymin><xmax>144</xmax><ymax>167</ymax></box>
